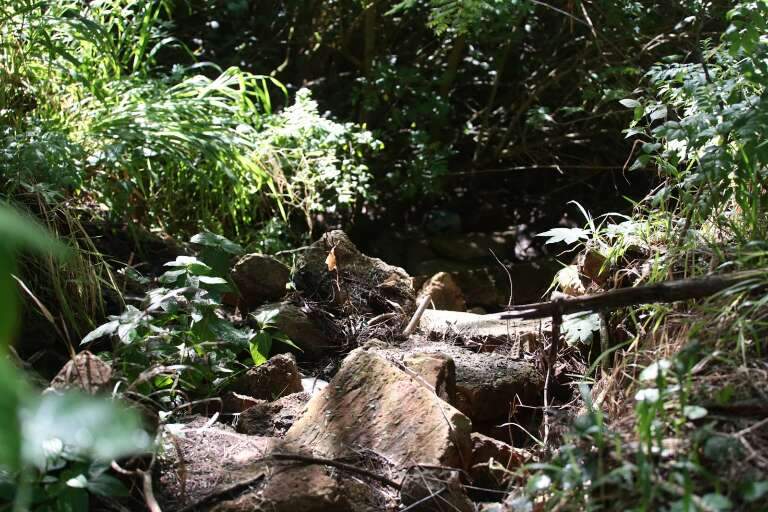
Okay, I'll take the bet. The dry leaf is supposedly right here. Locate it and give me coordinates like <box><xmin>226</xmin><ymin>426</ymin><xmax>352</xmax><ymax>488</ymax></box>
<box><xmin>325</xmin><ymin>246</ymin><xmax>337</xmax><ymax>272</ymax></box>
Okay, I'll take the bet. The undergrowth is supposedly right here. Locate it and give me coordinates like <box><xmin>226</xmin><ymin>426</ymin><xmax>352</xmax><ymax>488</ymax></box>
<box><xmin>515</xmin><ymin>3</ymin><xmax>768</xmax><ymax>509</ymax></box>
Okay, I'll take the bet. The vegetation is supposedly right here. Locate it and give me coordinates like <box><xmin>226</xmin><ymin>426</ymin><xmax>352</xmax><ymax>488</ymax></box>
<box><xmin>1</xmin><ymin>0</ymin><xmax>767</xmax><ymax>510</ymax></box>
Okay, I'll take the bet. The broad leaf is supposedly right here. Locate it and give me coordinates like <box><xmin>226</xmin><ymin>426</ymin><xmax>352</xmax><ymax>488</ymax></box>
<box><xmin>80</xmin><ymin>320</ymin><xmax>120</xmax><ymax>345</ymax></box>
<box><xmin>536</xmin><ymin>227</ymin><xmax>590</xmax><ymax>245</ymax></box>
<box><xmin>190</xmin><ymin>232</ymin><xmax>244</xmax><ymax>255</ymax></box>
<box><xmin>562</xmin><ymin>312</ymin><xmax>600</xmax><ymax>344</ymax></box>
<box><xmin>19</xmin><ymin>392</ymin><xmax>151</xmax><ymax>469</ymax></box>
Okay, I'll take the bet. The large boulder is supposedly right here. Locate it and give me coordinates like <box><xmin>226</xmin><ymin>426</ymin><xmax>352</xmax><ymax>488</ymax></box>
<box><xmin>419</xmin><ymin>309</ymin><xmax>546</xmax><ymax>353</ymax></box>
<box><xmin>223</xmin><ymin>354</ymin><xmax>303</xmax><ymax>405</ymax></box>
<box><xmin>284</xmin><ymin>348</ymin><xmax>473</xmax><ymax>471</ymax></box>
<box><xmin>252</xmin><ymin>302</ymin><xmax>334</xmax><ymax>361</ymax></box>
<box><xmin>231</xmin><ymin>253</ymin><xmax>290</xmax><ymax>308</ymax></box>
<box><xmin>293</xmin><ymin>230</ymin><xmax>416</xmax><ymax>316</ymax></box>
<box><xmin>157</xmin><ymin>419</ymin><xmax>384</xmax><ymax>512</ymax></box>
<box><xmin>374</xmin><ymin>339</ymin><xmax>544</xmax><ymax>444</ymax></box>
<box><xmin>156</xmin><ymin>416</ymin><xmax>273</xmax><ymax>510</ymax></box>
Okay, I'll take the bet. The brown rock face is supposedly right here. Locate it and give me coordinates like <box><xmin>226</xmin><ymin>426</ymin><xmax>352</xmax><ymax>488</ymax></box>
<box><xmin>401</xmin><ymin>352</ymin><xmax>457</xmax><ymax>404</ymax></box>
<box><xmin>293</xmin><ymin>230</ymin><xmax>416</xmax><ymax>315</ymax></box>
<box><xmin>231</xmin><ymin>253</ymin><xmax>290</xmax><ymax>308</ymax></box>
<box><xmin>470</xmin><ymin>432</ymin><xmax>531</xmax><ymax>488</ymax></box>
<box><xmin>419</xmin><ymin>272</ymin><xmax>466</xmax><ymax>311</ymax></box>
<box><xmin>49</xmin><ymin>351</ymin><xmax>112</xmax><ymax>394</ymax></box>
<box><xmin>156</xmin><ymin>416</ymin><xmax>273</xmax><ymax>510</ymax></box>
<box><xmin>236</xmin><ymin>392</ymin><xmax>311</xmax><ymax>437</ymax></box>
<box><xmin>252</xmin><ymin>302</ymin><xmax>333</xmax><ymax>360</ymax></box>
<box><xmin>382</xmin><ymin>341</ymin><xmax>544</xmax><ymax>444</ymax></box>
<box><xmin>400</xmin><ymin>466</ymin><xmax>475</xmax><ymax>512</ymax></box>
<box><xmin>224</xmin><ymin>353</ymin><xmax>303</xmax><ymax>403</ymax></box>
<box><xmin>284</xmin><ymin>349</ymin><xmax>472</xmax><ymax>471</ymax></box>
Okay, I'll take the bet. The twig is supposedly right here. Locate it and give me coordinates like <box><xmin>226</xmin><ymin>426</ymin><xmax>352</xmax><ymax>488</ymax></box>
<box><xmin>368</xmin><ymin>312</ymin><xmax>398</xmax><ymax>326</ymax></box>
<box><xmin>269</xmin><ymin>453</ymin><xmax>400</xmax><ymax>489</ymax></box>
<box><xmin>403</xmin><ymin>294</ymin><xmax>431</xmax><ymax>336</ymax></box>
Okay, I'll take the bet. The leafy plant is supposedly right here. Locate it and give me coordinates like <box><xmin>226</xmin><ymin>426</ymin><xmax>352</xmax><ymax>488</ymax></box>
<box><xmin>0</xmin><ymin>204</ymin><xmax>149</xmax><ymax>510</ymax></box>
<box><xmin>81</xmin><ymin>233</ymin><xmax>296</xmax><ymax>405</ymax></box>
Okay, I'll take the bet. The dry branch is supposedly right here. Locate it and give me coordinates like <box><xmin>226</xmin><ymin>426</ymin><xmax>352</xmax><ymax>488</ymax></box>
<box><xmin>499</xmin><ymin>269</ymin><xmax>766</xmax><ymax>321</ymax></box>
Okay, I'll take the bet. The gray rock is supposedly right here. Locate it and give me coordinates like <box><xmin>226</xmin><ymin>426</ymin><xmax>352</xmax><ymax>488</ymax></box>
<box><xmin>231</xmin><ymin>253</ymin><xmax>290</xmax><ymax>308</ymax></box>
<box><xmin>223</xmin><ymin>353</ymin><xmax>303</xmax><ymax>404</ymax></box>
<box><xmin>252</xmin><ymin>302</ymin><xmax>333</xmax><ymax>361</ymax></box>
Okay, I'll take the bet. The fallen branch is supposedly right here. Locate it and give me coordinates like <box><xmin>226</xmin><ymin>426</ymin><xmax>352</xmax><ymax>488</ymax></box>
<box><xmin>500</xmin><ymin>269</ymin><xmax>766</xmax><ymax>321</ymax></box>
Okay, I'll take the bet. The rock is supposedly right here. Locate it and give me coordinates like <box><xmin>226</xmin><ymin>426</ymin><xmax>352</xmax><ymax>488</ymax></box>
<box><xmin>377</xmin><ymin>341</ymin><xmax>544</xmax><ymax>444</ymax></box>
<box><xmin>252</xmin><ymin>302</ymin><xmax>333</xmax><ymax>361</ymax></box>
<box><xmin>402</xmin><ymin>352</ymin><xmax>457</xmax><ymax>403</ymax></box>
<box><xmin>156</xmin><ymin>416</ymin><xmax>273</xmax><ymax>509</ymax></box>
<box><xmin>429</xmin><ymin>231</ymin><xmax>516</xmax><ymax>262</ymax></box>
<box><xmin>231</xmin><ymin>253</ymin><xmax>290</xmax><ymax>308</ymax></box>
<box><xmin>221</xmin><ymin>391</ymin><xmax>262</xmax><ymax>414</ymax></box>
<box><xmin>224</xmin><ymin>353</ymin><xmax>303</xmax><ymax>404</ymax></box>
<box><xmin>236</xmin><ymin>392</ymin><xmax>310</xmax><ymax>437</ymax></box>
<box><xmin>452</xmin><ymin>269</ymin><xmax>503</xmax><ymax>308</ymax></box>
<box><xmin>400</xmin><ymin>466</ymin><xmax>475</xmax><ymax>512</ymax></box>
<box><xmin>49</xmin><ymin>351</ymin><xmax>112</xmax><ymax>394</ymax></box>
<box><xmin>301</xmin><ymin>376</ymin><xmax>329</xmax><ymax>395</ymax></box>
<box><xmin>285</xmin><ymin>349</ymin><xmax>472</xmax><ymax>471</ymax></box>
<box><xmin>419</xmin><ymin>272</ymin><xmax>466</xmax><ymax>311</ymax></box>
<box><xmin>579</xmin><ymin>249</ymin><xmax>609</xmax><ymax>285</ymax></box>
<box><xmin>210</xmin><ymin>441</ymin><xmax>387</xmax><ymax>512</ymax></box>
<box><xmin>158</xmin><ymin>419</ymin><xmax>386</xmax><ymax>512</ymax></box>
<box><xmin>419</xmin><ymin>309</ymin><xmax>545</xmax><ymax>353</ymax></box>
<box><xmin>293</xmin><ymin>230</ymin><xmax>416</xmax><ymax>316</ymax></box>
<box><xmin>470</xmin><ymin>433</ymin><xmax>531</xmax><ymax>488</ymax></box>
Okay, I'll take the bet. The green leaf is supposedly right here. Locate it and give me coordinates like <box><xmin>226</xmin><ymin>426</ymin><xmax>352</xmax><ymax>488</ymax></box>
<box><xmin>743</xmin><ymin>481</ymin><xmax>768</xmax><ymax>503</ymax></box>
<box><xmin>252</xmin><ymin>307</ymin><xmax>280</xmax><ymax>326</ymax></box>
<box><xmin>536</xmin><ymin>227</ymin><xmax>591</xmax><ymax>245</ymax></box>
<box><xmin>0</xmin><ymin>359</ymin><xmax>25</xmax><ymax>472</ymax></box>
<box><xmin>86</xmin><ymin>473</ymin><xmax>129</xmax><ymax>497</ymax></box>
<box><xmin>80</xmin><ymin>320</ymin><xmax>120</xmax><ymax>345</ymax></box>
<box><xmin>20</xmin><ymin>392</ymin><xmax>151</xmax><ymax>469</ymax></box>
<box><xmin>0</xmin><ymin>204</ymin><xmax>69</xmax><ymax>259</ymax></box>
<box><xmin>562</xmin><ymin>312</ymin><xmax>600</xmax><ymax>345</ymax></box>
<box><xmin>683</xmin><ymin>405</ymin><xmax>708</xmax><ymax>420</ymax></box>
<box><xmin>272</xmin><ymin>335</ymin><xmax>303</xmax><ymax>353</ymax></box>
<box><xmin>701</xmin><ymin>493</ymin><xmax>732</xmax><ymax>511</ymax></box>
<box><xmin>190</xmin><ymin>232</ymin><xmax>244</xmax><ymax>255</ymax></box>
<box><xmin>640</xmin><ymin>359</ymin><xmax>671</xmax><ymax>381</ymax></box>
<box><xmin>249</xmin><ymin>331</ymin><xmax>272</xmax><ymax>366</ymax></box>
<box><xmin>164</xmin><ymin>256</ymin><xmax>211</xmax><ymax>275</ymax></box>
<box><xmin>619</xmin><ymin>98</ymin><xmax>641</xmax><ymax>108</ymax></box>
